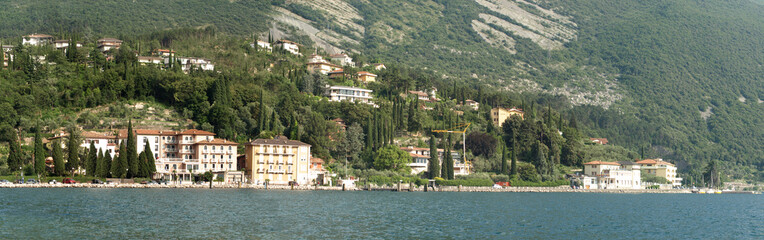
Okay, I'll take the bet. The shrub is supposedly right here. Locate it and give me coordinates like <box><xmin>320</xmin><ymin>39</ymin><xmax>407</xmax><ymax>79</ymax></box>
<box><xmin>435</xmin><ymin>178</ymin><xmax>494</xmax><ymax>186</ymax></box>
<box><xmin>510</xmin><ymin>178</ymin><xmax>569</xmax><ymax>187</ymax></box>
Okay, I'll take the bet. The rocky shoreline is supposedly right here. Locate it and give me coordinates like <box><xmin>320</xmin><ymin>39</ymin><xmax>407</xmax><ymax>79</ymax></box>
<box><xmin>0</xmin><ymin>183</ymin><xmax>692</xmax><ymax>193</ymax></box>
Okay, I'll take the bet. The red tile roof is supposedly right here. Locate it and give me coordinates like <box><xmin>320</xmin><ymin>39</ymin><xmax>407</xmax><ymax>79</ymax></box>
<box><xmin>636</xmin><ymin>159</ymin><xmax>674</xmax><ymax>166</ymax></box>
<box><xmin>195</xmin><ymin>138</ymin><xmax>238</xmax><ymax>145</ymax></box>
<box><xmin>357</xmin><ymin>71</ymin><xmax>377</xmax><ymax>77</ymax></box>
<box><xmin>589</xmin><ymin>138</ymin><xmax>609</xmax><ymax>145</ymax></box>
<box><xmin>583</xmin><ymin>161</ymin><xmax>620</xmax><ymax>166</ymax></box>
<box><xmin>246</xmin><ymin>136</ymin><xmax>311</xmax><ymax>146</ymax></box>
<box><xmin>311</xmin><ymin>157</ymin><xmax>324</xmax><ymax>164</ymax></box>
<box><xmin>179</xmin><ymin>129</ymin><xmax>215</xmax><ymax>135</ymax></box>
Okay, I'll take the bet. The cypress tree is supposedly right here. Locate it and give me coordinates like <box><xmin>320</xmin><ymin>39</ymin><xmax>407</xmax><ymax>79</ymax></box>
<box><xmin>441</xmin><ymin>135</ymin><xmax>447</xmax><ymax>178</ymax></box>
<box><xmin>446</xmin><ymin>134</ymin><xmax>454</xmax><ymax>180</ymax></box>
<box><xmin>86</xmin><ymin>141</ymin><xmax>97</xmax><ymax>176</ymax></box>
<box><xmin>365</xmin><ymin>117</ymin><xmax>373</xmax><ymax>150</ymax></box>
<box><xmin>428</xmin><ymin>135</ymin><xmax>440</xmax><ymax>179</ymax></box>
<box><xmin>510</xmin><ymin>150</ymin><xmax>518</xmax><ymax>176</ymax></box>
<box><xmin>144</xmin><ymin>141</ymin><xmax>156</xmax><ymax>177</ymax></box>
<box><xmin>98</xmin><ymin>150</ymin><xmax>111</xmax><ymax>178</ymax></box>
<box><xmin>258</xmin><ymin>89</ymin><xmax>266</xmax><ymax>134</ymax></box>
<box><xmin>501</xmin><ymin>144</ymin><xmax>508</xmax><ymax>174</ymax></box>
<box><xmin>53</xmin><ymin>140</ymin><xmax>65</xmax><ymax>176</ymax></box>
<box><xmin>66</xmin><ymin>128</ymin><xmax>80</xmax><ymax>176</ymax></box>
<box><xmin>33</xmin><ymin>125</ymin><xmax>46</xmax><ymax>176</ymax></box>
<box><xmin>112</xmin><ymin>141</ymin><xmax>127</xmax><ymax>178</ymax></box>
<box><xmin>7</xmin><ymin>129</ymin><xmax>22</xmax><ymax>172</ymax></box>
<box><xmin>126</xmin><ymin>120</ymin><xmax>138</xmax><ymax>178</ymax></box>
<box><xmin>138</xmin><ymin>151</ymin><xmax>147</xmax><ymax>178</ymax></box>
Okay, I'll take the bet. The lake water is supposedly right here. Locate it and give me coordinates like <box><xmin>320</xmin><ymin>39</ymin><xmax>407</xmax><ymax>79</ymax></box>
<box><xmin>0</xmin><ymin>189</ymin><xmax>762</xmax><ymax>239</ymax></box>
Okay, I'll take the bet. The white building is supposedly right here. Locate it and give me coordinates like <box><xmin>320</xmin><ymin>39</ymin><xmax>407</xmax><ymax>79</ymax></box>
<box><xmin>53</xmin><ymin>40</ymin><xmax>82</xmax><ymax>51</ymax></box>
<box><xmin>330</xmin><ymin>53</ymin><xmax>354</xmax><ymax>67</ymax></box>
<box><xmin>579</xmin><ymin>161</ymin><xmax>642</xmax><ymax>189</ymax></box>
<box><xmin>464</xmin><ymin>99</ymin><xmax>479</xmax><ymax>110</ymax></box>
<box><xmin>22</xmin><ymin>34</ymin><xmax>54</xmax><ymax>46</ymax></box>
<box><xmin>169</xmin><ymin>57</ymin><xmax>215</xmax><ymax>72</ymax></box>
<box><xmin>400</xmin><ymin>147</ymin><xmax>471</xmax><ymax>176</ymax></box>
<box><xmin>636</xmin><ymin>158</ymin><xmax>682</xmax><ymax>186</ymax></box>
<box><xmin>251</xmin><ymin>40</ymin><xmax>272</xmax><ymax>51</ymax></box>
<box><xmin>275</xmin><ymin>39</ymin><xmax>300</xmax><ymax>55</ymax></box>
<box><xmin>326</xmin><ymin>85</ymin><xmax>375</xmax><ymax>106</ymax></box>
<box><xmin>138</xmin><ymin>56</ymin><xmax>163</xmax><ymax>65</ymax></box>
<box><xmin>97</xmin><ymin>38</ymin><xmax>123</xmax><ymax>52</ymax></box>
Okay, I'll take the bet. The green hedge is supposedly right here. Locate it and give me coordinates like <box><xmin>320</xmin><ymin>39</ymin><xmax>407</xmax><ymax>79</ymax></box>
<box><xmin>435</xmin><ymin>178</ymin><xmax>494</xmax><ymax>187</ymax></box>
<box><xmin>367</xmin><ymin>175</ymin><xmax>427</xmax><ymax>186</ymax></box>
<box><xmin>510</xmin><ymin>179</ymin><xmax>570</xmax><ymax>187</ymax></box>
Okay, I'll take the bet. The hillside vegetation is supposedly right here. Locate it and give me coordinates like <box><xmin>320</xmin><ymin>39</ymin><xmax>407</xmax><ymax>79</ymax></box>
<box><xmin>0</xmin><ymin>0</ymin><xmax>761</xmax><ymax>181</ymax></box>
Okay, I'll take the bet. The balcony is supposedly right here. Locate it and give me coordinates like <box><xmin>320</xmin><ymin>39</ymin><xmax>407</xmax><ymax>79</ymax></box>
<box><xmin>180</xmin><ymin>149</ymin><xmax>195</xmax><ymax>154</ymax></box>
<box><xmin>165</xmin><ymin>148</ymin><xmax>178</xmax><ymax>153</ymax></box>
<box><xmin>268</xmin><ymin>169</ymin><xmax>285</xmax><ymax>174</ymax></box>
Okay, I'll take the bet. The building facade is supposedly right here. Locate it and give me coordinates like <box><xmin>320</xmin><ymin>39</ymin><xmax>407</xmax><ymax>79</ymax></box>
<box><xmin>636</xmin><ymin>159</ymin><xmax>682</xmax><ymax>186</ymax></box>
<box><xmin>490</xmin><ymin>107</ymin><xmax>525</xmax><ymax>127</ymax></box>
<box><xmin>357</xmin><ymin>71</ymin><xmax>377</xmax><ymax>82</ymax></box>
<box><xmin>326</xmin><ymin>85</ymin><xmax>375</xmax><ymax>106</ymax></box>
<box><xmin>23</xmin><ymin>34</ymin><xmax>54</xmax><ymax>46</ymax></box>
<box><xmin>400</xmin><ymin>146</ymin><xmax>471</xmax><ymax>176</ymax></box>
<box><xmin>243</xmin><ymin>136</ymin><xmax>312</xmax><ymax>185</ymax></box>
<box><xmin>97</xmin><ymin>38</ymin><xmax>123</xmax><ymax>52</ymax></box>
<box><xmin>275</xmin><ymin>40</ymin><xmax>300</xmax><ymax>55</ymax></box>
<box><xmin>580</xmin><ymin>161</ymin><xmax>642</xmax><ymax>189</ymax></box>
<box><xmin>330</xmin><ymin>53</ymin><xmax>354</xmax><ymax>67</ymax></box>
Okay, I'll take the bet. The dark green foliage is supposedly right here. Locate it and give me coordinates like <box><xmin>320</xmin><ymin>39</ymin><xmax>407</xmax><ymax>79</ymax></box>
<box><xmin>373</xmin><ymin>145</ymin><xmax>411</xmax><ymax>172</ymax></box>
<box><xmin>466</xmin><ymin>132</ymin><xmax>497</xmax><ymax>157</ymax></box>
<box><xmin>52</xmin><ymin>140</ymin><xmax>65</xmax><ymax>176</ymax></box>
<box><xmin>500</xmin><ymin>145</ymin><xmax>507</xmax><ymax>175</ymax></box>
<box><xmin>126</xmin><ymin>120</ymin><xmax>138</xmax><ymax>178</ymax></box>
<box><xmin>65</xmin><ymin>127</ymin><xmax>79</xmax><ymax>176</ymax></box>
<box><xmin>5</xmin><ymin>129</ymin><xmax>23</xmax><ymax>172</ymax></box>
<box><xmin>86</xmin><ymin>141</ymin><xmax>97</xmax><ymax>176</ymax></box>
<box><xmin>428</xmin><ymin>135</ymin><xmax>439</xmax><ymax>179</ymax></box>
<box><xmin>33</xmin><ymin>125</ymin><xmax>46</xmax><ymax>175</ymax></box>
<box><xmin>112</xmin><ymin>141</ymin><xmax>127</xmax><ymax>178</ymax></box>
<box><xmin>435</xmin><ymin>178</ymin><xmax>494</xmax><ymax>187</ymax></box>
<box><xmin>97</xmin><ymin>150</ymin><xmax>111</xmax><ymax>178</ymax></box>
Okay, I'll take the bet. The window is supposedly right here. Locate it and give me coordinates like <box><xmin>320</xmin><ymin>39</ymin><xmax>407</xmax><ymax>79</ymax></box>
<box><xmin>204</xmin><ymin>164</ymin><xmax>207</xmax><ymax>168</ymax></box>
<box><xmin>228</xmin><ymin>146</ymin><xmax>232</xmax><ymax>151</ymax></box>
<box><xmin>269</xmin><ymin>165</ymin><xmax>273</xmax><ymax>170</ymax></box>
<box><xmin>204</xmin><ymin>146</ymin><xmax>207</xmax><ymax>150</ymax></box>
<box><xmin>228</xmin><ymin>164</ymin><xmax>232</xmax><ymax>169</ymax></box>
<box><xmin>212</xmin><ymin>146</ymin><xmax>216</xmax><ymax>151</ymax></box>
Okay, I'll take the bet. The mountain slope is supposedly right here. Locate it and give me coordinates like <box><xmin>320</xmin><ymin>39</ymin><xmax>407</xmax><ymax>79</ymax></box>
<box><xmin>0</xmin><ymin>0</ymin><xmax>762</xmax><ymax>180</ymax></box>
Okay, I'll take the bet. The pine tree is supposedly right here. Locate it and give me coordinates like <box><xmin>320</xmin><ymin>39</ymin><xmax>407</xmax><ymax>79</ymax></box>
<box><xmin>66</xmin><ymin>128</ymin><xmax>80</xmax><ymax>176</ymax></box>
<box><xmin>86</xmin><ymin>141</ymin><xmax>97</xmax><ymax>176</ymax></box>
<box><xmin>53</xmin><ymin>140</ymin><xmax>65</xmax><ymax>176</ymax></box>
<box><xmin>428</xmin><ymin>135</ymin><xmax>440</xmax><ymax>179</ymax></box>
<box><xmin>126</xmin><ymin>120</ymin><xmax>138</xmax><ymax>178</ymax></box>
<box><xmin>501</xmin><ymin>144</ymin><xmax>508</xmax><ymax>174</ymax></box>
<box><xmin>33</xmin><ymin>124</ymin><xmax>46</xmax><ymax>176</ymax></box>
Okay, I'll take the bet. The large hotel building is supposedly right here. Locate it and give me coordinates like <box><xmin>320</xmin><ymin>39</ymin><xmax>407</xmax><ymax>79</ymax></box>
<box><xmin>243</xmin><ymin>136</ymin><xmax>312</xmax><ymax>185</ymax></box>
<box><xmin>53</xmin><ymin>129</ymin><xmax>241</xmax><ymax>182</ymax></box>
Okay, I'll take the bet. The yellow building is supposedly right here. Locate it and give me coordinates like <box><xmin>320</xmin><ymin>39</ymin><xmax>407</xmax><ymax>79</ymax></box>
<box><xmin>243</xmin><ymin>136</ymin><xmax>312</xmax><ymax>185</ymax></box>
<box><xmin>636</xmin><ymin>159</ymin><xmax>682</xmax><ymax>186</ymax></box>
<box><xmin>490</xmin><ymin>107</ymin><xmax>524</xmax><ymax>127</ymax></box>
<box><xmin>357</xmin><ymin>71</ymin><xmax>377</xmax><ymax>82</ymax></box>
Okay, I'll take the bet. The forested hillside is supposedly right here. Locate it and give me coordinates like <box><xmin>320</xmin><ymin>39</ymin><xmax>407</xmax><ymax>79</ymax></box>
<box><xmin>0</xmin><ymin>0</ymin><xmax>761</xmax><ymax>181</ymax></box>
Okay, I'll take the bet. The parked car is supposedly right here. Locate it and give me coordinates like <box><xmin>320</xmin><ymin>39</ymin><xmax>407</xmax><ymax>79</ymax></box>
<box><xmin>105</xmin><ymin>180</ymin><xmax>117</xmax><ymax>185</ymax></box>
<box><xmin>92</xmin><ymin>179</ymin><xmax>104</xmax><ymax>184</ymax></box>
<box><xmin>63</xmin><ymin>178</ymin><xmax>78</xmax><ymax>184</ymax></box>
<box><xmin>48</xmin><ymin>180</ymin><xmax>59</xmax><ymax>184</ymax></box>
<box><xmin>14</xmin><ymin>179</ymin><xmax>24</xmax><ymax>184</ymax></box>
<box><xmin>0</xmin><ymin>179</ymin><xmax>11</xmax><ymax>185</ymax></box>
<box><xmin>25</xmin><ymin>179</ymin><xmax>38</xmax><ymax>184</ymax></box>
<box><xmin>288</xmin><ymin>181</ymin><xmax>299</xmax><ymax>186</ymax></box>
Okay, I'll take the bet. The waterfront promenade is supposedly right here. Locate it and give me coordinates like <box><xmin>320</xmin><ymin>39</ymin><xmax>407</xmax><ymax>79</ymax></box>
<box><xmin>0</xmin><ymin>183</ymin><xmax>692</xmax><ymax>193</ymax></box>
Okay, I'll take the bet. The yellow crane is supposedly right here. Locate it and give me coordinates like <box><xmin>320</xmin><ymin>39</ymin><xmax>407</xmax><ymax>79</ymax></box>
<box><xmin>432</xmin><ymin>123</ymin><xmax>471</xmax><ymax>173</ymax></box>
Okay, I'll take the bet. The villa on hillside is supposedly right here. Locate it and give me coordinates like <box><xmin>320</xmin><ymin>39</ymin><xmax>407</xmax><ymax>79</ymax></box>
<box><xmin>326</xmin><ymin>85</ymin><xmax>376</xmax><ymax>107</ymax></box>
<box><xmin>357</xmin><ymin>71</ymin><xmax>377</xmax><ymax>82</ymax></box>
<box><xmin>490</xmin><ymin>107</ymin><xmax>524</xmax><ymax>127</ymax></box>
<box><xmin>138</xmin><ymin>56</ymin><xmax>164</xmax><ymax>65</ymax></box>
<box><xmin>23</xmin><ymin>34</ymin><xmax>54</xmax><ymax>46</ymax></box>
<box><xmin>152</xmin><ymin>49</ymin><xmax>176</xmax><ymax>57</ymax></box>
<box><xmin>251</xmin><ymin>40</ymin><xmax>272</xmax><ymax>51</ymax></box>
<box><xmin>97</xmin><ymin>38</ymin><xmax>123</xmax><ymax>52</ymax></box>
<box><xmin>330</xmin><ymin>53</ymin><xmax>354</xmax><ymax>67</ymax></box>
<box><xmin>275</xmin><ymin>39</ymin><xmax>300</xmax><ymax>55</ymax></box>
